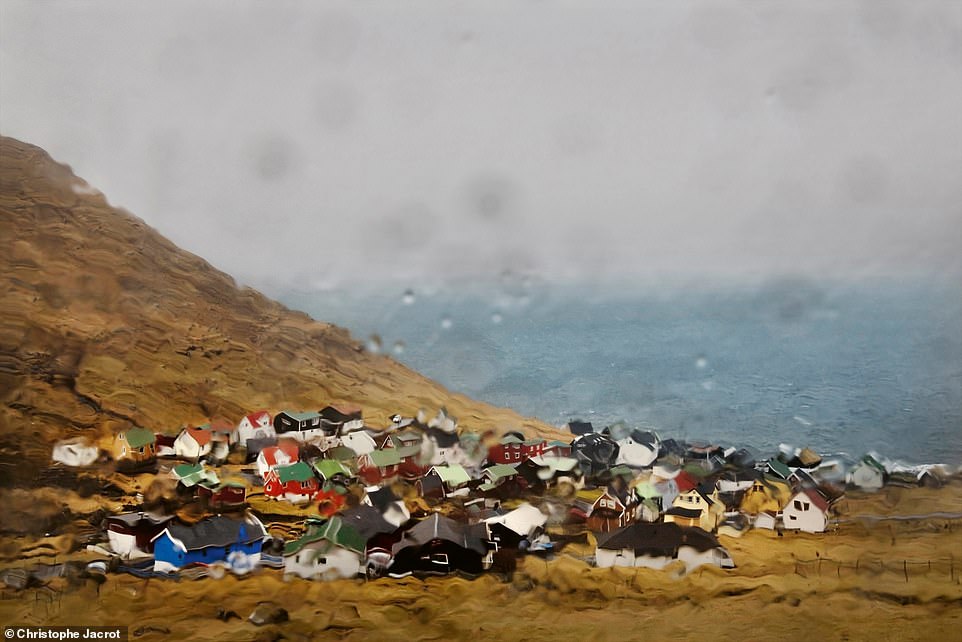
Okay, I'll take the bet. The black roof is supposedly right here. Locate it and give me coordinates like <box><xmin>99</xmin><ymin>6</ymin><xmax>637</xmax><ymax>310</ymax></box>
<box><xmin>366</xmin><ymin>486</ymin><xmax>402</xmax><ymax>512</ymax></box>
<box><xmin>664</xmin><ymin>506</ymin><xmax>702</xmax><ymax>519</ymax></box>
<box><xmin>392</xmin><ymin>514</ymin><xmax>488</xmax><ymax>556</ymax></box>
<box><xmin>567</xmin><ymin>421</ymin><xmax>594</xmax><ymax>436</ymax></box>
<box><xmin>320</xmin><ymin>406</ymin><xmax>362</xmax><ymax>424</ymax></box>
<box><xmin>628</xmin><ymin>429</ymin><xmax>659</xmax><ymax>446</ymax></box>
<box><xmin>425</xmin><ymin>426</ymin><xmax>460</xmax><ymax>449</ymax></box>
<box><xmin>160</xmin><ymin>515</ymin><xmax>265</xmax><ymax>550</ymax></box>
<box><xmin>597</xmin><ymin>522</ymin><xmax>721</xmax><ymax>554</ymax></box>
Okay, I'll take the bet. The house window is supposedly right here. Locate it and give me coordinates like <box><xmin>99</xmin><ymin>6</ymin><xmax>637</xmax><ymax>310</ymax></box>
<box><xmin>793</xmin><ymin>500</ymin><xmax>803</xmax><ymax>511</ymax></box>
<box><xmin>432</xmin><ymin>553</ymin><xmax>449</xmax><ymax>565</ymax></box>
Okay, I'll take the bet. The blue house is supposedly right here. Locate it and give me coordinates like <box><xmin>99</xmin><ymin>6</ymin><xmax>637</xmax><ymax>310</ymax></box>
<box><xmin>151</xmin><ymin>514</ymin><xmax>266</xmax><ymax>573</ymax></box>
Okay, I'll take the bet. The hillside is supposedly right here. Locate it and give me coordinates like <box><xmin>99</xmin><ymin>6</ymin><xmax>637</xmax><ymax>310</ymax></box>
<box><xmin>0</xmin><ymin>136</ymin><xmax>560</xmax><ymax>466</ymax></box>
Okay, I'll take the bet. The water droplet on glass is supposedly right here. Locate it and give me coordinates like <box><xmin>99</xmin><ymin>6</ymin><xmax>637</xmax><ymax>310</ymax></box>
<box><xmin>392</xmin><ymin>340</ymin><xmax>406</xmax><ymax>355</ymax></box>
<box><xmin>366</xmin><ymin>334</ymin><xmax>382</xmax><ymax>354</ymax></box>
<box><xmin>402</xmin><ymin>289</ymin><xmax>415</xmax><ymax>305</ymax></box>
<box><xmin>491</xmin><ymin>312</ymin><xmax>503</xmax><ymax>324</ymax></box>
<box><xmin>440</xmin><ymin>316</ymin><xmax>453</xmax><ymax>330</ymax></box>
<box><xmin>695</xmin><ymin>356</ymin><xmax>708</xmax><ymax>370</ymax></box>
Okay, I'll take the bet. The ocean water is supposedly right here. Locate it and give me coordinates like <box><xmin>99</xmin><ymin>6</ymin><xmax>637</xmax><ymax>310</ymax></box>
<box><xmin>279</xmin><ymin>278</ymin><xmax>962</xmax><ymax>465</ymax></box>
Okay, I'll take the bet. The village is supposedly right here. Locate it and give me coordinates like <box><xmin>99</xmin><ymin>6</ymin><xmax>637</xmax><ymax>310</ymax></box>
<box><xmin>47</xmin><ymin>406</ymin><xmax>953</xmax><ymax>585</ymax></box>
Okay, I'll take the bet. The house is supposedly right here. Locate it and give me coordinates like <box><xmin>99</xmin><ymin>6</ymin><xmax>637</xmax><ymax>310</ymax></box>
<box><xmin>615</xmin><ymin>430</ymin><xmax>660</xmax><ymax>468</ymax></box>
<box><xmin>197</xmin><ymin>481</ymin><xmax>247</xmax><ymax>511</ymax></box>
<box><xmin>418</xmin><ymin>465</ymin><xmax>472</xmax><ymax>499</ymax></box>
<box><xmin>664</xmin><ymin>483</ymin><xmax>725</xmax><ymax>532</ymax></box>
<box><xmin>105</xmin><ymin>512</ymin><xmax>173</xmax><ymax>558</ymax></box>
<box><xmin>236</xmin><ymin>411</ymin><xmax>274</xmax><ymax>447</ymax></box>
<box><xmin>847</xmin><ymin>455</ymin><xmax>886</xmax><ymax>491</ymax></box>
<box><xmin>427</xmin><ymin>407</ymin><xmax>458</xmax><ymax>433</ymax></box>
<box><xmin>113</xmin><ymin>427</ymin><xmax>157</xmax><ymax>469</ymax></box>
<box><xmin>318</xmin><ymin>405</ymin><xmax>364</xmax><ymax>434</ymax></box>
<box><xmin>571</xmin><ymin>432</ymin><xmax>620</xmax><ymax>479</ymax></box>
<box><xmin>154</xmin><ymin>433</ymin><xmax>177</xmax><ymax>458</ymax></box>
<box><xmin>171</xmin><ymin>462</ymin><xmax>219</xmax><ymax>489</ymax></box>
<box><xmin>339</xmin><ymin>505</ymin><xmax>401</xmax><ymax>575</ymax></box>
<box><xmin>357</xmin><ymin>449</ymin><xmax>403</xmax><ymax>485</ymax></box>
<box><xmin>151</xmin><ymin>514</ymin><xmax>266</xmax><ymax>573</ymax></box>
<box><xmin>273</xmin><ymin>410</ymin><xmax>327</xmax><ymax>443</ymax></box>
<box><xmin>53</xmin><ymin>438</ymin><xmax>99</xmax><ymax>468</ymax></box>
<box><xmin>313</xmin><ymin>459</ymin><xmax>354</xmax><ymax>484</ymax></box>
<box><xmin>632</xmin><ymin>480</ymin><xmax>664</xmax><ymax>523</ymax></box>
<box><xmin>389</xmin><ymin>514</ymin><xmax>491</xmax><ymax>577</ymax></box>
<box><xmin>477</xmin><ymin>464</ymin><xmax>521</xmax><ymax>497</ymax></box>
<box><xmin>595</xmin><ymin>522</ymin><xmax>735</xmax><ymax>572</ymax></box>
<box><xmin>782</xmin><ymin>487</ymin><xmax>831</xmax><ymax>533</ymax></box>
<box><xmin>422</xmin><ymin>426</ymin><xmax>466</xmax><ymax>466</ymax></box>
<box><xmin>208</xmin><ymin>418</ymin><xmax>239</xmax><ymax>448</ymax></box>
<box><xmin>565</xmin><ymin>421</ymin><xmax>594</xmax><ymax>436</ymax></box>
<box><xmin>264</xmin><ymin>461</ymin><xmax>319</xmax><ymax>503</ymax></box>
<box><xmin>739</xmin><ymin>476</ymin><xmax>793</xmax><ymax>515</ymax></box>
<box><xmin>516</xmin><ymin>455</ymin><xmax>583</xmax><ymax>491</ymax></box>
<box><xmin>766</xmin><ymin>458</ymin><xmax>792</xmax><ymax>480</ymax></box>
<box><xmin>485</xmin><ymin>503</ymin><xmax>548</xmax><ymax>550</ymax></box>
<box><xmin>488</xmin><ymin>434</ymin><xmax>526</xmax><ymax>464</ymax></box>
<box><xmin>256</xmin><ymin>441</ymin><xmax>300</xmax><ymax>478</ymax></box>
<box><xmin>173</xmin><ymin>427</ymin><xmax>213</xmax><ymax>461</ymax></box>
<box><xmin>363</xmin><ymin>486</ymin><xmax>411</xmax><ymax>529</ymax></box>
<box><xmin>340</xmin><ymin>430</ymin><xmax>377</xmax><ymax>456</ymax></box>
<box><xmin>587</xmin><ymin>485</ymin><xmax>637</xmax><ymax>533</ymax></box>
<box><xmin>284</xmin><ymin>516</ymin><xmax>366</xmax><ymax>580</ymax></box>
<box><xmin>542</xmin><ymin>440</ymin><xmax>572</xmax><ymax>458</ymax></box>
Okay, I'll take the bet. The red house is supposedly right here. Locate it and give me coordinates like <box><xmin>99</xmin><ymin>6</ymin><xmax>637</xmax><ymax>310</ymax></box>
<box><xmin>488</xmin><ymin>434</ymin><xmax>525</xmax><ymax>464</ymax></box>
<box><xmin>263</xmin><ymin>461</ymin><xmax>319</xmax><ymax>503</ymax></box>
<box><xmin>197</xmin><ymin>481</ymin><xmax>247</xmax><ymax>511</ymax></box>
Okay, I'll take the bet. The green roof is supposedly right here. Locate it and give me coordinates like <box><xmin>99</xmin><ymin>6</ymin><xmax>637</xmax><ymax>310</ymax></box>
<box><xmin>500</xmin><ymin>434</ymin><xmax>523</xmax><ymax>444</ymax></box>
<box><xmin>276</xmin><ymin>461</ymin><xmax>316</xmax><ymax>484</ymax></box>
<box><xmin>484</xmin><ymin>464</ymin><xmax>518</xmax><ymax>481</ymax></box>
<box><xmin>767</xmin><ymin>459</ymin><xmax>791</xmax><ymax>479</ymax></box>
<box><xmin>327</xmin><ymin>445</ymin><xmax>357</xmax><ymax>462</ymax></box>
<box><xmin>314</xmin><ymin>459</ymin><xmax>353</xmax><ymax>480</ymax></box>
<box><xmin>282</xmin><ymin>410</ymin><xmax>322</xmax><ymax>422</ymax></box>
<box><xmin>283</xmin><ymin>516</ymin><xmax>366</xmax><ymax>557</ymax></box>
<box><xmin>523</xmin><ymin>438</ymin><xmax>545</xmax><ymax>446</ymax></box>
<box><xmin>368</xmin><ymin>449</ymin><xmax>403</xmax><ymax>467</ymax></box>
<box><xmin>858</xmin><ymin>455</ymin><xmax>886</xmax><ymax>474</ymax></box>
<box><xmin>125</xmin><ymin>427</ymin><xmax>156</xmax><ymax>449</ymax></box>
<box><xmin>633</xmin><ymin>481</ymin><xmax>662</xmax><ymax>499</ymax></box>
<box><xmin>609</xmin><ymin>465</ymin><xmax>634</xmax><ymax>479</ymax></box>
<box><xmin>431</xmin><ymin>465</ymin><xmax>470</xmax><ymax>487</ymax></box>
<box><xmin>173</xmin><ymin>463</ymin><xmax>218</xmax><ymax>487</ymax></box>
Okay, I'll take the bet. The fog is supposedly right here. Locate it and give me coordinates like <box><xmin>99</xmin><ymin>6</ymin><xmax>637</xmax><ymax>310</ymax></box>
<box><xmin>2</xmin><ymin>0</ymin><xmax>960</xmax><ymax>292</ymax></box>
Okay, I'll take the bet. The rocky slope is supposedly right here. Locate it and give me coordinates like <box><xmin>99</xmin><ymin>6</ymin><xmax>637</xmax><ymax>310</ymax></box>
<box><xmin>0</xmin><ymin>136</ymin><xmax>560</xmax><ymax>467</ymax></box>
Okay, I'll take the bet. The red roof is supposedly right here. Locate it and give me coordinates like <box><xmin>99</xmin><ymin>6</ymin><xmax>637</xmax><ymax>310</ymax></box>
<box><xmin>800</xmin><ymin>487</ymin><xmax>830</xmax><ymax>513</ymax></box>
<box><xmin>209</xmin><ymin>418</ymin><xmax>236</xmax><ymax>433</ymax></box>
<box><xmin>674</xmin><ymin>471</ymin><xmax>699</xmax><ymax>493</ymax></box>
<box><xmin>245</xmin><ymin>410</ymin><xmax>271</xmax><ymax>425</ymax></box>
<box><xmin>260</xmin><ymin>445</ymin><xmax>299</xmax><ymax>468</ymax></box>
<box><xmin>186</xmin><ymin>428</ymin><xmax>213</xmax><ymax>446</ymax></box>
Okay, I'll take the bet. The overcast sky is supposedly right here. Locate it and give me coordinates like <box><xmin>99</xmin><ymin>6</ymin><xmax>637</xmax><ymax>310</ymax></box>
<box><xmin>2</xmin><ymin>0</ymin><xmax>960</xmax><ymax>292</ymax></box>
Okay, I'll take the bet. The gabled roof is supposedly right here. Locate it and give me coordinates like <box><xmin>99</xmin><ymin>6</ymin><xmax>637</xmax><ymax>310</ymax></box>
<box><xmin>673</xmin><ymin>471</ymin><xmax>699</xmax><ymax>493</ymax></box>
<box><xmin>243</xmin><ymin>410</ymin><xmax>271</xmax><ymax>424</ymax></box>
<box><xmin>484</xmin><ymin>503</ymin><xmax>546</xmax><ymax>536</ymax></box>
<box><xmin>259</xmin><ymin>444</ymin><xmax>299</xmax><ymax>468</ymax></box>
<box><xmin>499</xmin><ymin>434</ymin><xmax>523</xmax><ymax>445</ymax></box>
<box><xmin>597</xmin><ymin>522</ymin><xmax>721</xmax><ymax>554</ymax></box>
<box><xmin>367</xmin><ymin>449</ymin><xmax>403</xmax><ymax>467</ymax></box>
<box><xmin>767</xmin><ymin>458</ymin><xmax>792</xmax><ymax>479</ymax></box>
<box><xmin>339</xmin><ymin>505</ymin><xmax>396</xmax><ymax>540</ymax></box>
<box><xmin>392</xmin><ymin>514</ymin><xmax>488</xmax><ymax>556</ymax></box>
<box><xmin>665</xmin><ymin>506</ymin><xmax>702</xmax><ymax>519</ymax></box>
<box><xmin>156</xmin><ymin>515</ymin><xmax>265</xmax><ymax>551</ymax></box>
<box><xmin>314</xmin><ymin>459</ymin><xmax>353</xmax><ymax>480</ymax></box>
<box><xmin>184</xmin><ymin>428</ymin><xmax>213</xmax><ymax>446</ymax></box>
<box><xmin>483</xmin><ymin>464</ymin><xmax>519</xmax><ymax>481</ymax></box>
<box><xmin>567</xmin><ymin>421</ymin><xmax>594</xmax><ymax>436</ymax></box>
<box><xmin>365</xmin><ymin>486</ymin><xmax>402</xmax><ymax>512</ymax></box>
<box><xmin>429</xmin><ymin>465</ymin><xmax>470</xmax><ymax>487</ymax></box>
<box><xmin>172</xmin><ymin>463</ymin><xmax>219</xmax><ymax>487</ymax></box>
<box><xmin>274</xmin><ymin>461</ymin><xmax>316</xmax><ymax>484</ymax></box>
<box><xmin>793</xmin><ymin>487</ymin><xmax>830</xmax><ymax>513</ymax></box>
<box><xmin>857</xmin><ymin>454</ymin><xmax>886</xmax><ymax>475</ymax></box>
<box><xmin>528</xmin><ymin>455</ymin><xmax>579</xmax><ymax>473</ymax></box>
<box><xmin>425</xmin><ymin>427</ymin><xmax>460</xmax><ymax>448</ymax></box>
<box><xmin>283</xmin><ymin>516</ymin><xmax>366</xmax><ymax>557</ymax></box>
<box><xmin>124</xmin><ymin>427</ymin><xmax>156</xmax><ymax>449</ymax></box>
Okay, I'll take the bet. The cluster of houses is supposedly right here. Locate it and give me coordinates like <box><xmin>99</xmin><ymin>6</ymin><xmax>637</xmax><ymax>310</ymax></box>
<box><xmin>73</xmin><ymin>408</ymin><xmax>950</xmax><ymax>582</ymax></box>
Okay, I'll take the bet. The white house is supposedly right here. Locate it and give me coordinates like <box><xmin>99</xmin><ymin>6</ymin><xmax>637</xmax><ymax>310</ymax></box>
<box><xmin>595</xmin><ymin>523</ymin><xmax>734</xmax><ymax>572</ymax></box>
<box><xmin>52</xmin><ymin>439</ymin><xmax>99</xmax><ymax>467</ymax></box>
<box><xmin>256</xmin><ymin>443</ymin><xmax>300</xmax><ymax>479</ymax></box>
<box><xmin>782</xmin><ymin>488</ymin><xmax>831</xmax><ymax>533</ymax></box>
<box><xmin>615</xmin><ymin>430</ymin><xmax>660</xmax><ymax>468</ymax></box>
<box><xmin>237</xmin><ymin>411</ymin><xmax>274</xmax><ymax>446</ymax></box>
<box><xmin>340</xmin><ymin>430</ymin><xmax>377</xmax><ymax>456</ymax></box>
<box><xmin>173</xmin><ymin>428</ymin><xmax>213</xmax><ymax>461</ymax></box>
<box><xmin>283</xmin><ymin>517</ymin><xmax>365</xmax><ymax>580</ymax></box>
<box><xmin>847</xmin><ymin>455</ymin><xmax>886</xmax><ymax>491</ymax></box>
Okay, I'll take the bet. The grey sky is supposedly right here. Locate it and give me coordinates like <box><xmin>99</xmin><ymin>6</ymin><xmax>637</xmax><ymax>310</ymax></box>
<box><xmin>2</xmin><ymin>0</ymin><xmax>960</xmax><ymax>292</ymax></box>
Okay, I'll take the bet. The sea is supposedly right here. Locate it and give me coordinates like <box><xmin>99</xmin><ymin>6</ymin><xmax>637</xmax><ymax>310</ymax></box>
<box><xmin>278</xmin><ymin>277</ymin><xmax>962</xmax><ymax>466</ymax></box>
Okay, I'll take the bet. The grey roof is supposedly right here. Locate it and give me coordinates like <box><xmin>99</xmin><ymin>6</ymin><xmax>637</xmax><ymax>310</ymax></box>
<box><xmin>392</xmin><ymin>514</ymin><xmax>488</xmax><ymax>556</ymax></box>
<box><xmin>340</xmin><ymin>505</ymin><xmax>397</xmax><ymax>540</ymax></box>
<box><xmin>158</xmin><ymin>515</ymin><xmax>265</xmax><ymax>551</ymax></box>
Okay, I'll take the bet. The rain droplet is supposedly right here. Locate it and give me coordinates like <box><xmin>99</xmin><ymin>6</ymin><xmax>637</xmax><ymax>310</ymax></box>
<box><xmin>695</xmin><ymin>356</ymin><xmax>708</xmax><ymax>370</ymax></box>
<box><xmin>402</xmin><ymin>289</ymin><xmax>416</xmax><ymax>305</ymax></box>
<box><xmin>491</xmin><ymin>312</ymin><xmax>503</xmax><ymax>324</ymax></box>
<box><xmin>392</xmin><ymin>340</ymin><xmax>406</xmax><ymax>355</ymax></box>
<box><xmin>440</xmin><ymin>316</ymin><xmax>453</xmax><ymax>330</ymax></box>
<box><xmin>366</xmin><ymin>334</ymin><xmax>382</xmax><ymax>354</ymax></box>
